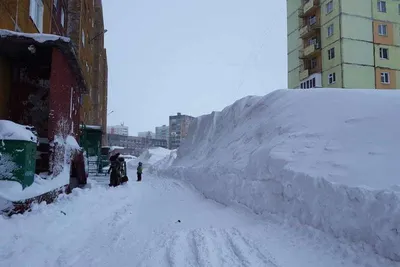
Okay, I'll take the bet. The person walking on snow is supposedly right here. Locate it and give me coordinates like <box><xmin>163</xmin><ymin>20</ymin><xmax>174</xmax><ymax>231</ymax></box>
<box><xmin>137</xmin><ymin>162</ymin><xmax>143</xmax><ymax>182</ymax></box>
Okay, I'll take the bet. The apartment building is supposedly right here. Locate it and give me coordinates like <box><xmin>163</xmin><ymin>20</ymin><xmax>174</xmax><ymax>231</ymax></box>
<box><xmin>169</xmin><ymin>113</ymin><xmax>195</xmax><ymax>150</ymax></box>
<box><xmin>107</xmin><ymin>134</ymin><xmax>168</xmax><ymax>156</ymax></box>
<box><xmin>287</xmin><ymin>0</ymin><xmax>400</xmax><ymax>89</ymax></box>
<box><xmin>155</xmin><ymin>125</ymin><xmax>169</xmax><ymax>141</ymax></box>
<box><xmin>138</xmin><ymin>131</ymin><xmax>155</xmax><ymax>138</ymax></box>
<box><xmin>68</xmin><ymin>0</ymin><xmax>108</xmax><ymax>141</ymax></box>
<box><xmin>107</xmin><ymin>124</ymin><xmax>129</xmax><ymax>136</ymax></box>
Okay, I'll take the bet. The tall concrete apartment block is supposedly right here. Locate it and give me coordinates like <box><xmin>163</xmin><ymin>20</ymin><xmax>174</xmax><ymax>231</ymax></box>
<box><xmin>287</xmin><ymin>0</ymin><xmax>400</xmax><ymax>89</ymax></box>
<box><xmin>155</xmin><ymin>125</ymin><xmax>169</xmax><ymax>141</ymax></box>
<box><xmin>169</xmin><ymin>113</ymin><xmax>194</xmax><ymax>150</ymax></box>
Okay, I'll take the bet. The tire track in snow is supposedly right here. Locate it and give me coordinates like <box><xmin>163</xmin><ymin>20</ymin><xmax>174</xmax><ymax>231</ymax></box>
<box><xmin>139</xmin><ymin>227</ymin><xmax>279</xmax><ymax>267</ymax></box>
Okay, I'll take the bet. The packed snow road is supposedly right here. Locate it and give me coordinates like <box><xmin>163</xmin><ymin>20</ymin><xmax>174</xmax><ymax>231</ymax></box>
<box><xmin>0</xmin><ymin>172</ymin><xmax>395</xmax><ymax>267</ymax></box>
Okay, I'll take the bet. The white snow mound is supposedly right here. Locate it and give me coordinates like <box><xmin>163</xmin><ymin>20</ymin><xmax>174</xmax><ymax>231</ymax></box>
<box><xmin>149</xmin><ymin>149</ymin><xmax>177</xmax><ymax>172</ymax></box>
<box><xmin>0</xmin><ymin>120</ymin><xmax>37</xmax><ymax>143</ymax></box>
<box><xmin>128</xmin><ymin>147</ymin><xmax>172</xmax><ymax>169</ymax></box>
<box><xmin>155</xmin><ymin>88</ymin><xmax>400</xmax><ymax>261</ymax></box>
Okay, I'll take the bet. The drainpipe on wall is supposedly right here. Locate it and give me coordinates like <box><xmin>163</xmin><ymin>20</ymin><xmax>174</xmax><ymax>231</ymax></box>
<box><xmin>371</xmin><ymin>0</ymin><xmax>377</xmax><ymax>88</ymax></box>
<box><xmin>338</xmin><ymin>0</ymin><xmax>344</xmax><ymax>88</ymax></box>
<box><xmin>15</xmin><ymin>0</ymin><xmax>19</xmax><ymax>31</ymax></box>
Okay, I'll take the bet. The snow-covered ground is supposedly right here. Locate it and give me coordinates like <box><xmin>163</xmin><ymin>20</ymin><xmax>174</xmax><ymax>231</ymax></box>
<box><xmin>0</xmin><ymin>169</ymin><xmax>395</xmax><ymax>267</ymax></box>
<box><xmin>153</xmin><ymin>89</ymin><xmax>400</xmax><ymax>261</ymax></box>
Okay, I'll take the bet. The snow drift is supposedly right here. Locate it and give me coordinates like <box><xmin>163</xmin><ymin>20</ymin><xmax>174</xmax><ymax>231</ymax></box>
<box><xmin>128</xmin><ymin>147</ymin><xmax>172</xmax><ymax>169</ymax></box>
<box><xmin>154</xmin><ymin>89</ymin><xmax>400</xmax><ymax>261</ymax></box>
<box><xmin>148</xmin><ymin>149</ymin><xmax>177</xmax><ymax>171</ymax></box>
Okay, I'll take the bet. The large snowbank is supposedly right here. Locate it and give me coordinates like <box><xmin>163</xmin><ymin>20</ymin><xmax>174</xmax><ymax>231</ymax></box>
<box><xmin>0</xmin><ymin>120</ymin><xmax>37</xmax><ymax>143</ymax></box>
<box><xmin>154</xmin><ymin>89</ymin><xmax>400</xmax><ymax>261</ymax></box>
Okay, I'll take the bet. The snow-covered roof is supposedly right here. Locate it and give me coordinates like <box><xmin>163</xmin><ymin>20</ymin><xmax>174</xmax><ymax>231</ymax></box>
<box><xmin>0</xmin><ymin>29</ymin><xmax>70</xmax><ymax>44</ymax></box>
<box><xmin>0</xmin><ymin>120</ymin><xmax>37</xmax><ymax>143</ymax></box>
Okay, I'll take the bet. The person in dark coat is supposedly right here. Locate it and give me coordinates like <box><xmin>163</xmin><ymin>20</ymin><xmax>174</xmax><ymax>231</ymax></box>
<box><xmin>108</xmin><ymin>153</ymin><xmax>121</xmax><ymax>186</ymax></box>
<box><xmin>137</xmin><ymin>162</ymin><xmax>143</xmax><ymax>182</ymax></box>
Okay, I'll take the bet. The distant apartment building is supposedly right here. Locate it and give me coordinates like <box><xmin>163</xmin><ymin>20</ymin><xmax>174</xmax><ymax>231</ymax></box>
<box><xmin>107</xmin><ymin>134</ymin><xmax>168</xmax><ymax>156</ymax></box>
<box><xmin>169</xmin><ymin>113</ymin><xmax>195</xmax><ymax>150</ymax></box>
<box><xmin>155</xmin><ymin>125</ymin><xmax>169</xmax><ymax>140</ymax></box>
<box><xmin>287</xmin><ymin>0</ymin><xmax>400</xmax><ymax>89</ymax></box>
<box><xmin>107</xmin><ymin>124</ymin><xmax>129</xmax><ymax>136</ymax></box>
<box><xmin>138</xmin><ymin>131</ymin><xmax>155</xmax><ymax>138</ymax></box>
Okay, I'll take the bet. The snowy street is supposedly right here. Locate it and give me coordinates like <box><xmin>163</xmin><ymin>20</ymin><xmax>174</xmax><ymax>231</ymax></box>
<box><xmin>0</xmin><ymin>168</ymin><xmax>394</xmax><ymax>267</ymax></box>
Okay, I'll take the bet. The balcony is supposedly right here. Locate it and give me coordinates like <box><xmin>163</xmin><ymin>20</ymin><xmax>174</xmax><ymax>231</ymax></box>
<box><xmin>299</xmin><ymin>42</ymin><xmax>321</xmax><ymax>58</ymax></box>
<box><xmin>299</xmin><ymin>21</ymin><xmax>321</xmax><ymax>39</ymax></box>
<box><xmin>299</xmin><ymin>69</ymin><xmax>309</xmax><ymax>80</ymax></box>
<box><xmin>298</xmin><ymin>0</ymin><xmax>320</xmax><ymax>17</ymax></box>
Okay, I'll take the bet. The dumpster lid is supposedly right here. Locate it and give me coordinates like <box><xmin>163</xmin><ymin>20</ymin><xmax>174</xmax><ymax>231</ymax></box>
<box><xmin>0</xmin><ymin>120</ymin><xmax>37</xmax><ymax>143</ymax></box>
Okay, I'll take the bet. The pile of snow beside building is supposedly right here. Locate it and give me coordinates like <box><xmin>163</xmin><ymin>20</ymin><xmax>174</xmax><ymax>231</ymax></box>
<box><xmin>0</xmin><ymin>120</ymin><xmax>81</xmax><ymax>206</ymax></box>
<box><xmin>128</xmin><ymin>147</ymin><xmax>172</xmax><ymax>169</ymax></box>
<box><xmin>0</xmin><ymin>120</ymin><xmax>37</xmax><ymax>143</ymax></box>
<box><xmin>154</xmin><ymin>88</ymin><xmax>400</xmax><ymax>261</ymax></box>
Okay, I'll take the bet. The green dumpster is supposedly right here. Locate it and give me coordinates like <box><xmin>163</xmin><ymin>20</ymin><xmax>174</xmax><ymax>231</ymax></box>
<box><xmin>0</xmin><ymin>140</ymin><xmax>37</xmax><ymax>189</ymax></box>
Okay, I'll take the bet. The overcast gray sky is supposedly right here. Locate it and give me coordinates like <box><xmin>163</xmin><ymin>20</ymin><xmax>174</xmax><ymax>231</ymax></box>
<box><xmin>103</xmin><ymin>0</ymin><xmax>287</xmax><ymax>135</ymax></box>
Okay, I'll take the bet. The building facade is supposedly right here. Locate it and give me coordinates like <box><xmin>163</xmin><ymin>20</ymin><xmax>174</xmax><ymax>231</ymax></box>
<box><xmin>67</xmin><ymin>0</ymin><xmax>108</xmax><ymax>140</ymax></box>
<box><xmin>155</xmin><ymin>125</ymin><xmax>169</xmax><ymax>141</ymax></box>
<box><xmin>51</xmin><ymin>0</ymin><xmax>68</xmax><ymax>35</ymax></box>
<box><xmin>287</xmin><ymin>0</ymin><xmax>400</xmax><ymax>89</ymax></box>
<box><xmin>0</xmin><ymin>0</ymin><xmax>53</xmax><ymax>33</ymax></box>
<box><xmin>107</xmin><ymin>124</ymin><xmax>129</xmax><ymax>136</ymax></box>
<box><xmin>138</xmin><ymin>131</ymin><xmax>155</xmax><ymax>138</ymax></box>
<box><xmin>169</xmin><ymin>113</ymin><xmax>194</xmax><ymax>150</ymax></box>
<box><xmin>107</xmin><ymin>134</ymin><xmax>168</xmax><ymax>156</ymax></box>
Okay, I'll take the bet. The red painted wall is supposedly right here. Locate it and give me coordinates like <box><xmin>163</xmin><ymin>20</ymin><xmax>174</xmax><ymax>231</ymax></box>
<box><xmin>49</xmin><ymin>48</ymin><xmax>81</xmax><ymax>141</ymax></box>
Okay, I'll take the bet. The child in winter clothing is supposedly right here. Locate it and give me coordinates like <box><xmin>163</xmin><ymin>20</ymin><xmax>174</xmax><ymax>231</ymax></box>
<box><xmin>137</xmin><ymin>162</ymin><xmax>143</xmax><ymax>182</ymax></box>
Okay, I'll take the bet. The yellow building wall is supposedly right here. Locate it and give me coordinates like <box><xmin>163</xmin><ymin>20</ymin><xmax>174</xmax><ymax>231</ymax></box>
<box><xmin>0</xmin><ymin>0</ymin><xmax>52</xmax><ymax>33</ymax></box>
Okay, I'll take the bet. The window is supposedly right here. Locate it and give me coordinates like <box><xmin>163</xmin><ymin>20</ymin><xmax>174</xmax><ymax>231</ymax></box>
<box><xmin>378</xmin><ymin>1</ymin><xmax>386</xmax><ymax>13</ymax></box>
<box><xmin>328</xmin><ymin>47</ymin><xmax>335</xmax><ymax>60</ymax></box>
<box><xmin>378</xmin><ymin>24</ymin><xmax>387</xmax><ymax>36</ymax></box>
<box><xmin>308</xmin><ymin>38</ymin><xmax>317</xmax><ymax>46</ymax></box>
<box><xmin>54</xmin><ymin>0</ymin><xmax>57</xmax><ymax>7</ymax></box>
<box><xmin>310</xmin><ymin>57</ymin><xmax>317</xmax><ymax>69</ymax></box>
<box><xmin>379</xmin><ymin>48</ymin><xmax>389</xmax><ymax>59</ymax></box>
<box><xmin>328</xmin><ymin>73</ymin><xmax>336</xmax><ymax>84</ymax></box>
<box><xmin>82</xmin><ymin>29</ymin><xmax>85</xmax><ymax>46</ymax></box>
<box><xmin>29</xmin><ymin>0</ymin><xmax>44</xmax><ymax>32</ymax></box>
<box><xmin>309</xmin><ymin>15</ymin><xmax>316</xmax><ymax>25</ymax></box>
<box><xmin>312</xmin><ymin>78</ymin><xmax>316</xmax><ymax>88</ymax></box>
<box><xmin>381</xmin><ymin>72</ymin><xmax>390</xmax><ymax>84</ymax></box>
<box><xmin>327</xmin><ymin>24</ymin><xmax>334</xmax><ymax>37</ymax></box>
<box><xmin>61</xmin><ymin>8</ymin><xmax>65</xmax><ymax>27</ymax></box>
<box><xmin>326</xmin><ymin>1</ymin><xmax>333</xmax><ymax>14</ymax></box>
